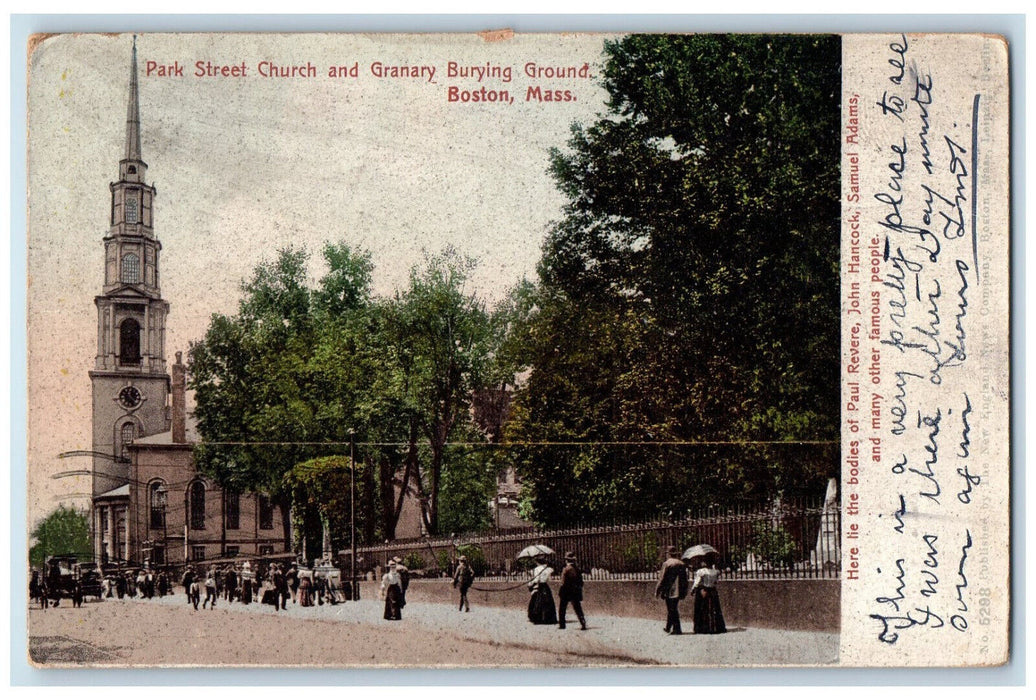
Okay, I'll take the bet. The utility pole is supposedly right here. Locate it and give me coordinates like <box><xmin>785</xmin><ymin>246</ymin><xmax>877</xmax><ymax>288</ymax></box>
<box><xmin>349</xmin><ymin>429</ymin><xmax>357</xmax><ymax>601</ymax></box>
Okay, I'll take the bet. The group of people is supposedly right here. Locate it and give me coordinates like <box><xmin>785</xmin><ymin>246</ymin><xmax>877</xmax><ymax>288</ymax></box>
<box><xmin>178</xmin><ymin>560</ymin><xmax>349</xmax><ymax>612</ymax></box>
<box><xmin>377</xmin><ymin>546</ymin><xmax>724</xmax><ymax>636</ymax></box>
<box><xmin>31</xmin><ymin>547</ymin><xmax>725</xmax><ymax>637</ymax></box>
<box><xmin>526</xmin><ymin>551</ymin><xmax>589</xmax><ymax>630</ymax></box>
<box><xmin>379</xmin><ymin>556</ymin><xmax>411</xmax><ymax>620</ymax></box>
<box><xmin>654</xmin><ymin>546</ymin><xmax>727</xmax><ymax>635</ymax></box>
<box><xmin>522</xmin><ymin>546</ymin><xmax>725</xmax><ymax>636</ymax></box>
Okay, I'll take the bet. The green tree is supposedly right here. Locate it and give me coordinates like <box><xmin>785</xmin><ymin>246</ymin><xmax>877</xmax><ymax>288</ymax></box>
<box><xmin>29</xmin><ymin>505</ymin><xmax>92</xmax><ymax>567</ymax></box>
<box><xmin>189</xmin><ymin>243</ymin><xmax>502</xmax><ymax>544</ymax></box>
<box><xmin>509</xmin><ymin>35</ymin><xmax>841</xmax><ymax>525</ymax></box>
<box><xmin>189</xmin><ymin>247</ymin><xmax>318</xmax><ymax>550</ymax></box>
<box><xmin>384</xmin><ymin>249</ymin><xmax>496</xmax><ymax>535</ymax></box>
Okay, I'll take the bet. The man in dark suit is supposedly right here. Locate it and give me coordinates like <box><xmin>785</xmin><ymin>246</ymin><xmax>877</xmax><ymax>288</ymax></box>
<box><xmin>558</xmin><ymin>552</ymin><xmax>588</xmax><ymax>630</ymax></box>
<box><xmin>654</xmin><ymin>545</ymin><xmax>689</xmax><ymax>634</ymax></box>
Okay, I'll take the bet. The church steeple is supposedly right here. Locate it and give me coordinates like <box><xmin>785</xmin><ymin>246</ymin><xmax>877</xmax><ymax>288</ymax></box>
<box><xmin>122</xmin><ymin>35</ymin><xmax>144</xmax><ymax>177</ymax></box>
<box><xmin>95</xmin><ymin>35</ymin><xmax>169</xmax><ymax>374</ymax></box>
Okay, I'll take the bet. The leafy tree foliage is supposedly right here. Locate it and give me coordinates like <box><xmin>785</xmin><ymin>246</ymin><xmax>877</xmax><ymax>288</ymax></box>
<box><xmin>507</xmin><ymin>34</ymin><xmax>841</xmax><ymax>525</ymax></box>
<box><xmin>189</xmin><ymin>244</ymin><xmax>497</xmax><ymax>544</ymax></box>
<box><xmin>30</xmin><ymin>505</ymin><xmax>92</xmax><ymax>567</ymax></box>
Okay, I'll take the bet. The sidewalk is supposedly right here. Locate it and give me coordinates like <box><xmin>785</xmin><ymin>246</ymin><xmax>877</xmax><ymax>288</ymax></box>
<box><xmin>131</xmin><ymin>592</ymin><xmax>839</xmax><ymax>666</ymax></box>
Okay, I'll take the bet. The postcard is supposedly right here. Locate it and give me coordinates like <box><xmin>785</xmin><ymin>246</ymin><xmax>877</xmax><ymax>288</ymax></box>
<box><xmin>23</xmin><ymin>30</ymin><xmax>1009</xmax><ymax>668</ymax></box>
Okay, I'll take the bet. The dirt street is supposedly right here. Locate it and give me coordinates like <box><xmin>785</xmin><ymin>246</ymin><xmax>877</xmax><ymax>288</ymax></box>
<box><xmin>27</xmin><ymin>594</ymin><xmax>839</xmax><ymax>667</ymax></box>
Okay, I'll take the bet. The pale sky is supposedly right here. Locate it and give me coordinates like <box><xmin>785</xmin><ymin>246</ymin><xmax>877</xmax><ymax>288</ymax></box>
<box><xmin>26</xmin><ymin>32</ymin><xmax>613</xmax><ymax>524</ymax></box>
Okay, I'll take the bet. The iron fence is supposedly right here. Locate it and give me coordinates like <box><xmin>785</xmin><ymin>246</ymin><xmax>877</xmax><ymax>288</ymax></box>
<box><xmin>355</xmin><ymin>496</ymin><xmax>841</xmax><ymax>581</ymax></box>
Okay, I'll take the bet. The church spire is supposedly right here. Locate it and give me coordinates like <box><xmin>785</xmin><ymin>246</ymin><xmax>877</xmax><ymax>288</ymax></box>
<box><xmin>125</xmin><ymin>35</ymin><xmax>142</xmax><ymax>162</ymax></box>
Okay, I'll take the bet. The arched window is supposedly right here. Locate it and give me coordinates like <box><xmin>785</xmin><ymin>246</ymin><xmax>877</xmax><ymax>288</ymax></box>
<box><xmin>121</xmin><ymin>253</ymin><xmax>140</xmax><ymax>283</ymax></box>
<box><xmin>119</xmin><ymin>318</ymin><xmax>141</xmax><ymax>365</ymax></box>
<box><xmin>189</xmin><ymin>481</ymin><xmax>206</xmax><ymax>530</ymax></box>
<box><xmin>149</xmin><ymin>481</ymin><xmax>167</xmax><ymax>530</ymax></box>
<box><xmin>119</xmin><ymin>422</ymin><xmax>135</xmax><ymax>459</ymax></box>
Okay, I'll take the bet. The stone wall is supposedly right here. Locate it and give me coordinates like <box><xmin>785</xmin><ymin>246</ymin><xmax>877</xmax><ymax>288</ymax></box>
<box><xmin>360</xmin><ymin>577</ymin><xmax>840</xmax><ymax>632</ymax></box>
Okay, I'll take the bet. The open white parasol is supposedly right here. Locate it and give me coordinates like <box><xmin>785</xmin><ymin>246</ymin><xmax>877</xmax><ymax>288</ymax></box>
<box><xmin>681</xmin><ymin>543</ymin><xmax>718</xmax><ymax>561</ymax></box>
<box><xmin>515</xmin><ymin>544</ymin><xmax>555</xmax><ymax>560</ymax></box>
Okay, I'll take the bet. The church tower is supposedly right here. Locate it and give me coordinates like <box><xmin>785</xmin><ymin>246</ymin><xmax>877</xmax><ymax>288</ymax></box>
<box><xmin>90</xmin><ymin>37</ymin><xmax>171</xmax><ymax>515</ymax></box>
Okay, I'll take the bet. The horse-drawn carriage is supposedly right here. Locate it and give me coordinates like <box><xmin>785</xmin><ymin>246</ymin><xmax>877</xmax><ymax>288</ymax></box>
<box><xmin>34</xmin><ymin>555</ymin><xmax>97</xmax><ymax>605</ymax></box>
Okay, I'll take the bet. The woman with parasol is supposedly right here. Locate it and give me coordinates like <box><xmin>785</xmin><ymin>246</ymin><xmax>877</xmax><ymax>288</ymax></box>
<box><xmin>685</xmin><ymin>545</ymin><xmax>726</xmax><ymax>634</ymax></box>
<box><xmin>519</xmin><ymin>545</ymin><xmax>558</xmax><ymax>625</ymax></box>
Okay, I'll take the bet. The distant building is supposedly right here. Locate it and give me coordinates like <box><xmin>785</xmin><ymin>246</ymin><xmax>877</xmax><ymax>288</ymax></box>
<box><xmin>472</xmin><ymin>386</ymin><xmax>531</xmax><ymax>530</ymax></box>
<box><xmin>88</xmin><ymin>39</ymin><xmax>289</xmax><ymax>568</ymax></box>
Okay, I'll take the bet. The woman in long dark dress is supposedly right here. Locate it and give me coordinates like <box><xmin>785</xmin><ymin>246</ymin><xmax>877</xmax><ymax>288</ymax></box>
<box><xmin>298</xmin><ymin>574</ymin><xmax>314</xmax><ymax>607</ymax></box>
<box><xmin>527</xmin><ymin>557</ymin><xmax>557</xmax><ymax>624</ymax></box>
<box><xmin>381</xmin><ymin>561</ymin><xmax>403</xmax><ymax>620</ymax></box>
<box><xmin>691</xmin><ymin>555</ymin><xmax>727</xmax><ymax>634</ymax></box>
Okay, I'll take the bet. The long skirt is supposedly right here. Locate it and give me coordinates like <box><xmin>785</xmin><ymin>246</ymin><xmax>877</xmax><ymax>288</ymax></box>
<box><xmin>528</xmin><ymin>584</ymin><xmax>558</xmax><ymax>624</ymax></box>
<box><xmin>693</xmin><ymin>586</ymin><xmax>727</xmax><ymax>634</ymax></box>
<box><xmin>299</xmin><ymin>580</ymin><xmax>314</xmax><ymax>607</ymax></box>
<box><xmin>383</xmin><ymin>584</ymin><xmax>402</xmax><ymax>620</ymax></box>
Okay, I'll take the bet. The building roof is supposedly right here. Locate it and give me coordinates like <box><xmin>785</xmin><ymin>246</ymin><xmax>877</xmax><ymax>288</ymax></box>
<box><xmin>96</xmin><ymin>484</ymin><xmax>130</xmax><ymax>500</ymax></box>
<box><xmin>132</xmin><ymin>412</ymin><xmax>200</xmax><ymax>446</ymax></box>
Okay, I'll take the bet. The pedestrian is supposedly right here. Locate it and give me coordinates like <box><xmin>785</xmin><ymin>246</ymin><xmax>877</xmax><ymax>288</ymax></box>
<box><xmin>392</xmin><ymin>557</ymin><xmax>410</xmax><ymax>609</ymax></box>
<box><xmin>190</xmin><ymin>579</ymin><xmax>201</xmax><ymax>610</ymax></box>
<box><xmin>240</xmin><ymin>570</ymin><xmax>253</xmax><ymax>605</ymax></box>
<box><xmin>29</xmin><ymin>570</ymin><xmax>42</xmax><ymax>607</ymax></box>
<box><xmin>654</xmin><ymin>546</ymin><xmax>689</xmax><ymax>635</ymax></box>
<box><xmin>380</xmin><ymin>560</ymin><xmax>403</xmax><ymax>620</ymax></box>
<box><xmin>298</xmin><ymin>572</ymin><xmax>314</xmax><ymax>606</ymax></box>
<box><xmin>452</xmin><ymin>555</ymin><xmax>475</xmax><ymax>612</ymax></box>
<box><xmin>527</xmin><ymin>555</ymin><xmax>557</xmax><ymax>624</ymax></box>
<box><xmin>181</xmin><ymin>568</ymin><xmax>195</xmax><ymax>605</ymax></box>
<box><xmin>691</xmin><ymin>553</ymin><xmax>727</xmax><ymax>634</ymax></box>
<box><xmin>558</xmin><ymin>552</ymin><xmax>587</xmax><ymax>630</ymax></box>
<box><xmin>287</xmin><ymin>563</ymin><xmax>300</xmax><ymax>604</ymax></box>
<box><xmin>116</xmin><ymin>572</ymin><xmax>126</xmax><ymax>599</ymax></box>
<box><xmin>158</xmin><ymin>572</ymin><xmax>169</xmax><ymax>597</ymax></box>
<box><xmin>225</xmin><ymin>567</ymin><xmax>238</xmax><ymax>603</ymax></box>
<box><xmin>273</xmin><ymin>563</ymin><xmax>290</xmax><ymax>611</ymax></box>
<box><xmin>71</xmin><ymin>578</ymin><xmax>84</xmax><ymax>608</ymax></box>
<box><xmin>203</xmin><ymin>569</ymin><xmax>218</xmax><ymax>609</ymax></box>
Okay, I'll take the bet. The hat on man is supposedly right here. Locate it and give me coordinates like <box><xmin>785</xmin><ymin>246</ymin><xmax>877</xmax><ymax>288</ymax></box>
<box><xmin>565</xmin><ymin>551</ymin><xmax>576</xmax><ymax>561</ymax></box>
<box><xmin>458</xmin><ymin>555</ymin><xmax>467</xmax><ymax>562</ymax></box>
<box><xmin>666</xmin><ymin>546</ymin><xmax>680</xmax><ymax>557</ymax></box>
<box><xmin>392</xmin><ymin>556</ymin><xmax>403</xmax><ymax>564</ymax></box>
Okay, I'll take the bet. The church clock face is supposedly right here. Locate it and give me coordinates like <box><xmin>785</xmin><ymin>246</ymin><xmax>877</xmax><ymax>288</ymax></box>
<box><xmin>118</xmin><ymin>385</ymin><xmax>142</xmax><ymax>409</ymax></box>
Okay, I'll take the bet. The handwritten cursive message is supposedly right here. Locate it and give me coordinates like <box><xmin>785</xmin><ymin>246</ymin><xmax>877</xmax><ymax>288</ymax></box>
<box><xmin>841</xmin><ymin>34</ymin><xmax>1008</xmax><ymax>665</ymax></box>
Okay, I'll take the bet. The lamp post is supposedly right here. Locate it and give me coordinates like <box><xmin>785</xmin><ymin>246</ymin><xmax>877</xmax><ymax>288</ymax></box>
<box><xmin>349</xmin><ymin>429</ymin><xmax>357</xmax><ymax>601</ymax></box>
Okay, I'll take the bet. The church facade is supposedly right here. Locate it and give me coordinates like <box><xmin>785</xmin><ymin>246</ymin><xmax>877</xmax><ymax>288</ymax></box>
<box><xmin>90</xmin><ymin>40</ymin><xmax>288</xmax><ymax>569</ymax></box>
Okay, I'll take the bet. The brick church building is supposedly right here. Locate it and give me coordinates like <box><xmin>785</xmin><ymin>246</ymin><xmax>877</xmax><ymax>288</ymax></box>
<box><xmin>89</xmin><ymin>39</ymin><xmax>289</xmax><ymax>569</ymax></box>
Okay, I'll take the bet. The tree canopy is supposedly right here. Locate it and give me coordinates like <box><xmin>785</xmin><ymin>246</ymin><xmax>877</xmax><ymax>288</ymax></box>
<box><xmin>30</xmin><ymin>505</ymin><xmax>92</xmax><ymax>567</ymax></box>
<box><xmin>188</xmin><ymin>244</ymin><xmax>501</xmax><ymax>547</ymax></box>
<box><xmin>506</xmin><ymin>34</ymin><xmax>841</xmax><ymax>525</ymax></box>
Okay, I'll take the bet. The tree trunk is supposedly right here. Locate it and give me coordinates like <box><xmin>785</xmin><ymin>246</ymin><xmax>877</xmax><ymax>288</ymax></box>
<box><xmin>379</xmin><ymin>454</ymin><xmax>397</xmax><ymax>542</ymax></box>
<box><xmin>276</xmin><ymin>496</ymin><xmax>292</xmax><ymax>555</ymax></box>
